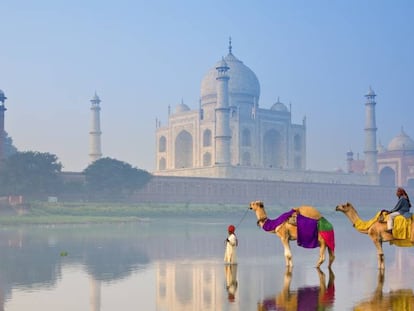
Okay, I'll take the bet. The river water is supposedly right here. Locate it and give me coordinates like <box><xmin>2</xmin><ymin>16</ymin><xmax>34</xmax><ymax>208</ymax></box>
<box><xmin>0</xmin><ymin>208</ymin><xmax>413</xmax><ymax>310</ymax></box>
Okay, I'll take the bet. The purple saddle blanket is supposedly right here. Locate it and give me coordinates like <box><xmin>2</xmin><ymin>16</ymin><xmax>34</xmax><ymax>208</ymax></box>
<box><xmin>262</xmin><ymin>209</ymin><xmax>319</xmax><ymax>249</ymax></box>
<box><xmin>262</xmin><ymin>210</ymin><xmax>295</xmax><ymax>231</ymax></box>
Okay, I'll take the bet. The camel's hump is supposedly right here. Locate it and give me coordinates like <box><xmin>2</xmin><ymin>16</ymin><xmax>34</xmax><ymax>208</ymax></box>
<box><xmin>296</xmin><ymin>205</ymin><xmax>321</xmax><ymax>220</ymax></box>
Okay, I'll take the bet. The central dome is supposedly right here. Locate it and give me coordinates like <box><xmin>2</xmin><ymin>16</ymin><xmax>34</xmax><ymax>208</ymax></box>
<box><xmin>200</xmin><ymin>51</ymin><xmax>260</xmax><ymax>103</ymax></box>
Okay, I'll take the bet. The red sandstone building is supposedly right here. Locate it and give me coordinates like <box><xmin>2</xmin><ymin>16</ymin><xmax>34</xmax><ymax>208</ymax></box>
<box><xmin>347</xmin><ymin>129</ymin><xmax>414</xmax><ymax>187</ymax></box>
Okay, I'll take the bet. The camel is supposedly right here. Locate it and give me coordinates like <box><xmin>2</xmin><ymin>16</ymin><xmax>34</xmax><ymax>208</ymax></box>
<box><xmin>249</xmin><ymin>201</ymin><xmax>335</xmax><ymax>268</ymax></box>
<box><xmin>335</xmin><ymin>202</ymin><xmax>414</xmax><ymax>270</ymax></box>
<box><xmin>257</xmin><ymin>268</ymin><xmax>335</xmax><ymax>311</ymax></box>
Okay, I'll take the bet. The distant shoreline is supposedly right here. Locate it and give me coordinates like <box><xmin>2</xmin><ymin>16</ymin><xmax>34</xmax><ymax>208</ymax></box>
<box><xmin>0</xmin><ymin>202</ymin><xmax>253</xmax><ymax>226</ymax></box>
<box><xmin>0</xmin><ymin>201</ymin><xmax>370</xmax><ymax>226</ymax></box>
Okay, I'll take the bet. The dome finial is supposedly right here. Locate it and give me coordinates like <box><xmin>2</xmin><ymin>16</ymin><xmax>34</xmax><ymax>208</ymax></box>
<box><xmin>228</xmin><ymin>36</ymin><xmax>232</xmax><ymax>54</ymax></box>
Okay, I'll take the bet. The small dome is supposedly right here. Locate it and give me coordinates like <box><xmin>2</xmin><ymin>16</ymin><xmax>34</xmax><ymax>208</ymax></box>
<box><xmin>271</xmin><ymin>98</ymin><xmax>288</xmax><ymax>112</ymax></box>
<box><xmin>388</xmin><ymin>129</ymin><xmax>414</xmax><ymax>151</ymax></box>
<box><xmin>175</xmin><ymin>102</ymin><xmax>190</xmax><ymax>113</ymax></box>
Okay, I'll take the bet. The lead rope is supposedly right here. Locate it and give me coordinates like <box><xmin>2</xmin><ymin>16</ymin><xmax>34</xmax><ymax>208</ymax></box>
<box><xmin>235</xmin><ymin>207</ymin><xmax>250</xmax><ymax>229</ymax></box>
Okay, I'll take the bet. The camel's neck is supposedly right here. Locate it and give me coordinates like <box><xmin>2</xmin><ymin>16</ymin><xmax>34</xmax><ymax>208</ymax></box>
<box><xmin>343</xmin><ymin>207</ymin><xmax>362</xmax><ymax>226</ymax></box>
<box><xmin>254</xmin><ymin>209</ymin><xmax>268</xmax><ymax>228</ymax></box>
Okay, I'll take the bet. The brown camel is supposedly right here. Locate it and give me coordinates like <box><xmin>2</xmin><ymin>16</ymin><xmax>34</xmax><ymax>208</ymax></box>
<box><xmin>249</xmin><ymin>201</ymin><xmax>335</xmax><ymax>268</ymax></box>
<box><xmin>335</xmin><ymin>202</ymin><xmax>414</xmax><ymax>270</ymax></box>
<box><xmin>257</xmin><ymin>268</ymin><xmax>335</xmax><ymax>311</ymax></box>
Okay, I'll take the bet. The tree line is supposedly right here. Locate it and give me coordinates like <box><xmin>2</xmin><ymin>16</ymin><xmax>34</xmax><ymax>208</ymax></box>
<box><xmin>0</xmin><ymin>151</ymin><xmax>152</xmax><ymax>202</ymax></box>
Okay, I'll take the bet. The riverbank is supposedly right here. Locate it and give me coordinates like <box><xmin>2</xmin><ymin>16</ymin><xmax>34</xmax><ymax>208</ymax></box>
<box><xmin>0</xmin><ymin>201</ymin><xmax>251</xmax><ymax>225</ymax></box>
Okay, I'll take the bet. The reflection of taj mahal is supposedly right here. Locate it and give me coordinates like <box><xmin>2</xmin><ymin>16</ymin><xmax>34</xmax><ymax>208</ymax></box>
<box><xmin>154</xmin><ymin>40</ymin><xmax>414</xmax><ymax>187</ymax></box>
<box><xmin>156</xmin><ymin>262</ymin><xmax>224</xmax><ymax>311</ymax></box>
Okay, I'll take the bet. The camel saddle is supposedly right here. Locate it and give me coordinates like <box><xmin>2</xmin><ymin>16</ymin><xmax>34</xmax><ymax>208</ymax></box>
<box><xmin>381</xmin><ymin>212</ymin><xmax>414</xmax><ymax>244</ymax></box>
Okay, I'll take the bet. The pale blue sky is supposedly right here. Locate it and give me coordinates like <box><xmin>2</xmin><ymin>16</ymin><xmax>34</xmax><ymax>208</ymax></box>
<box><xmin>1</xmin><ymin>1</ymin><xmax>413</xmax><ymax>172</ymax></box>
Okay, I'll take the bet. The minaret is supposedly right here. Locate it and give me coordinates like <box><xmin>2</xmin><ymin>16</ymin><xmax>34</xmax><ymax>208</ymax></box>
<box><xmin>364</xmin><ymin>86</ymin><xmax>378</xmax><ymax>176</ymax></box>
<box><xmin>0</xmin><ymin>90</ymin><xmax>7</xmax><ymax>161</ymax></box>
<box><xmin>346</xmin><ymin>149</ymin><xmax>354</xmax><ymax>173</ymax></box>
<box><xmin>214</xmin><ymin>57</ymin><xmax>231</xmax><ymax>165</ymax></box>
<box><xmin>89</xmin><ymin>92</ymin><xmax>102</xmax><ymax>163</ymax></box>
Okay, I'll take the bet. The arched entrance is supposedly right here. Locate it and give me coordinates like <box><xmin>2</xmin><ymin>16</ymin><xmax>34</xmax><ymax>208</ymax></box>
<box><xmin>175</xmin><ymin>130</ymin><xmax>193</xmax><ymax>168</ymax></box>
<box><xmin>379</xmin><ymin>167</ymin><xmax>395</xmax><ymax>187</ymax></box>
<box><xmin>263</xmin><ymin>129</ymin><xmax>283</xmax><ymax>168</ymax></box>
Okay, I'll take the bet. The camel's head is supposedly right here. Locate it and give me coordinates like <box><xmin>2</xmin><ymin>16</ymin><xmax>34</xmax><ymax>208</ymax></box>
<box><xmin>249</xmin><ymin>201</ymin><xmax>268</xmax><ymax>226</ymax></box>
<box><xmin>335</xmin><ymin>202</ymin><xmax>354</xmax><ymax>213</ymax></box>
<box><xmin>249</xmin><ymin>200</ymin><xmax>264</xmax><ymax>212</ymax></box>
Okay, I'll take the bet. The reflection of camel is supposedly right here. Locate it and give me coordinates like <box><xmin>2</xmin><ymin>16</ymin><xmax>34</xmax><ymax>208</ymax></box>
<box><xmin>249</xmin><ymin>201</ymin><xmax>335</xmax><ymax>268</ymax></box>
<box><xmin>257</xmin><ymin>268</ymin><xmax>335</xmax><ymax>311</ymax></box>
<box><xmin>353</xmin><ymin>271</ymin><xmax>414</xmax><ymax>310</ymax></box>
<box><xmin>336</xmin><ymin>202</ymin><xmax>414</xmax><ymax>270</ymax></box>
<box><xmin>224</xmin><ymin>264</ymin><xmax>238</xmax><ymax>302</ymax></box>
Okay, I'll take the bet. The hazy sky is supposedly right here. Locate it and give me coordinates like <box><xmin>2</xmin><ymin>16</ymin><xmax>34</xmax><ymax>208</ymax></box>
<box><xmin>1</xmin><ymin>1</ymin><xmax>414</xmax><ymax>173</ymax></box>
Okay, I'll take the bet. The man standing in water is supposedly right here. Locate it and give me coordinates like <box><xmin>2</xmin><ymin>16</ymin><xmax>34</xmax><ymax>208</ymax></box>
<box><xmin>224</xmin><ymin>225</ymin><xmax>238</xmax><ymax>264</ymax></box>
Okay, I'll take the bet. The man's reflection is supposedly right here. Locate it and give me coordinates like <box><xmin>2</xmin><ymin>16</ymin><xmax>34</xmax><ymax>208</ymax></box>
<box><xmin>258</xmin><ymin>268</ymin><xmax>335</xmax><ymax>311</ymax></box>
<box><xmin>225</xmin><ymin>264</ymin><xmax>238</xmax><ymax>302</ymax></box>
<box><xmin>353</xmin><ymin>270</ymin><xmax>414</xmax><ymax>310</ymax></box>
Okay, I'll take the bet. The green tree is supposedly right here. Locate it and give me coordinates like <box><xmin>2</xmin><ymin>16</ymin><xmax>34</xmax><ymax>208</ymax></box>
<box><xmin>0</xmin><ymin>151</ymin><xmax>63</xmax><ymax>199</ymax></box>
<box><xmin>4</xmin><ymin>131</ymin><xmax>18</xmax><ymax>157</ymax></box>
<box><xmin>83</xmin><ymin>157</ymin><xmax>152</xmax><ymax>201</ymax></box>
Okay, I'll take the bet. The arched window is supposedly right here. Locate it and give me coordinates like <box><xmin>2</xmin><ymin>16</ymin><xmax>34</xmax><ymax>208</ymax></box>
<box><xmin>203</xmin><ymin>152</ymin><xmax>211</xmax><ymax>166</ymax></box>
<box><xmin>379</xmin><ymin>167</ymin><xmax>395</xmax><ymax>187</ymax></box>
<box><xmin>242</xmin><ymin>129</ymin><xmax>251</xmax><ymax>146</ymax></box>
<box><xmin>294</xmin><ymin>134</ymin><xmax>301</xmax><ymax>151</ymax></box>
<box><xmin>175</xmin><ymin>130</ymin><xmax>193</xmax><ymax>168</ymax></box>
<box><xmin>159</xmin><ymin>136</ymin><xmax>166</xmax><ymax>152</ymax></box>
<box><xmin>241</xmin><ymin>152</ymin><xmax>251</xmax><ymax>166</ymax></box>
<box><xmin>203</xmin><ymin>129</ymin><xmax>212</xmax><ymax>147</ymax></box>
<box><xmin>263</xmin><ymin>129</ymin><xmax>283</xmax><ymax>168</ymax></box>
<box><xmin>158</xmin><ymin>157</ymin><xmax>166</xmax><ymax>170</ymax></box>
<box><xmin>294</xmin><ymin>156</ymin><xmax>301</xmax><ymax>169</ymax></box>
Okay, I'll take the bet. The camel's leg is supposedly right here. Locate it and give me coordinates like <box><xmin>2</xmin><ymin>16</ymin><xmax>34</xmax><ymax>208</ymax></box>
<box><xmin>316</xmin><ymin>240</ymin><xmax>326</xmax><ymax>268</ymax></box>
<box><xmin>369</xmin><ymin>231</ymin><xmax>385</xmax><ymax>270</ymax></box>
<box><xmin>327</xmin><ymin>247</ymin><xmax>335</xmax><ymax>268</ymax></box>
<box><xmin>279</xmin><ymin>235</ymin><xmax>293</xmax><ymax>268</ymax></box>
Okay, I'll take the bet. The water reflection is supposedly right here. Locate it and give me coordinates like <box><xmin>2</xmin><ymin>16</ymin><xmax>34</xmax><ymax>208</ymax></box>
<box><xmin>156</xmin><ymin>261</ymin><xmax>226</xmax><ymax>311</ymax></box>
<box><xmin>0</xmin><ymin>224</ymin><xmax>150</xmax><ymax>310</ymax></box>
<box><xmin>225</xmin><ymin>264</ymin><xmax>238</xmax><ymax>302</ymax></box>
<box><xmin>353</xmin><ymin>271</ymin><xmax>414</xmax><ymax>311</ymax></box>
<box><xmin>0</xmin><ymin>215</ymin><xmax>413</xmax><ymax>310</ymax></box>
<box><xmin>258</xmin><ymin>268</ymin><xmax>335</xmax><ymax>311</ymax></box>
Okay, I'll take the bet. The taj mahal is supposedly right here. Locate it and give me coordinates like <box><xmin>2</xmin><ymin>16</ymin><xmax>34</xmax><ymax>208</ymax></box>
<box><xmin>155</xmin><ymin>39</ymin><xmax>308</xmax><ymax>180</ymax></box>
<box><xmin>1</xmin><ymin>40</ymin><xmax>414</xmax><ymax>191</ymax></box>
<box><xmin>152</xmin><ymin>40</ymin><xmax>414</xmax><ymax>187</ymax></box>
